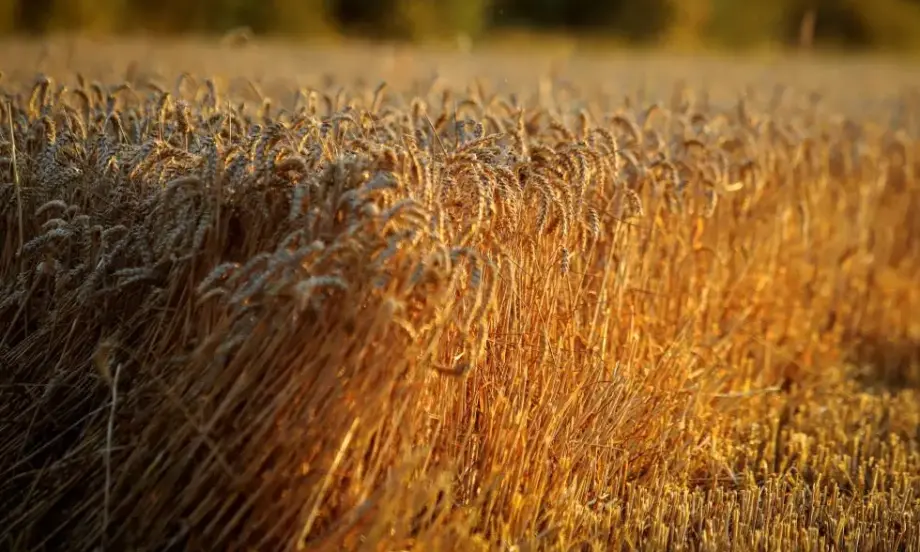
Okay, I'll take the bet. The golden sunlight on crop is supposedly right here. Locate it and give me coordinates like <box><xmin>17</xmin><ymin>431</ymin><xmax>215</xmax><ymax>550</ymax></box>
<box><xmin>0</xmin><ymin>38</ymin><xmax>918</xmax><ymax>551</ymax></box>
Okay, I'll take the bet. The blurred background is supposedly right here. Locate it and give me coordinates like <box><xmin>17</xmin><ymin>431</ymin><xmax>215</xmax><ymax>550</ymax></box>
<box><xmin>2</xmin><ymin>0</ymin><xmax>920</xmax><ymax>53</ymax></box>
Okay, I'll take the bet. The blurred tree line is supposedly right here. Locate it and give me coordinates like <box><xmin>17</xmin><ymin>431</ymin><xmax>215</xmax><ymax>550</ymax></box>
<box><xmin>2</xmin><ymin>0</ymin><xmax>920</xmax><ymax>51</ymax></box>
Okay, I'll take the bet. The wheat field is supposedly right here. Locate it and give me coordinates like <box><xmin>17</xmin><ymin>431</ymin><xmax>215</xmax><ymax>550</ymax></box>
<box><xmin>1</xmin><ymin>38</ymin><xmax>919</xmax><ymax>551</ymax></box>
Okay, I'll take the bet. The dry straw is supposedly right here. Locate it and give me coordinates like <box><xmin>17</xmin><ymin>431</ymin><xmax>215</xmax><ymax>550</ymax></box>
<box><xmin>0</xmin><ymin>51</ymin><xmax>919</xmax><ymax>552</ymax></box>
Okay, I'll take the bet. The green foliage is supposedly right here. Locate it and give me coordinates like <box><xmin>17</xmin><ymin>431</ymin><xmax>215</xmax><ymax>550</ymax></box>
<box><xmin>706</xmin><ymin>0</ymin><xmax>788</xmax><ymax>48</ymax></box>
<box><xmin>267</xmin><ymin>0</ymin><xmax>332</xmax><ymax>36</ymax></box>
<box><xmin>3</xmin><ymin>0</ymin><xmax>920</xmax><ymax>51</ymax></box>
<box><xmin>393</xmin><ymin>0</ymin><xmax>491</xmax><ymax>40</ymax></box>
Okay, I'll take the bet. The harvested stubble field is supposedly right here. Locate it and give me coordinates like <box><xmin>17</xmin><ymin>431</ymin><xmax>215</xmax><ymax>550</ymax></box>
<box><xmin>1</xmin><ymin>37</ymin><xmax>919</xmax><ymax>551</ymax></box>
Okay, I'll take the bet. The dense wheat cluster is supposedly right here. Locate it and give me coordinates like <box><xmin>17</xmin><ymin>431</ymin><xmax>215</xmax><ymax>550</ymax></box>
<box><xmin>1</xmin><ymin>41</ymin><xmax>919</xmax><ymax>551</ymax></box>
